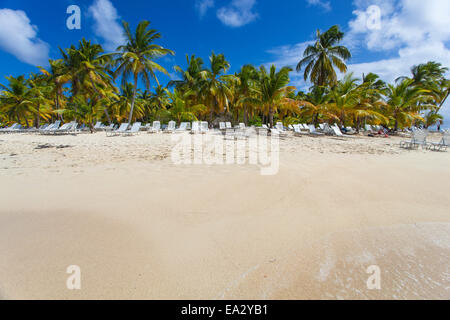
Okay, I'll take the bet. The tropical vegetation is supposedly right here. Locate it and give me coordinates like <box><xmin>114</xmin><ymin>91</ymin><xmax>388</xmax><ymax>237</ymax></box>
<box><xmin>1</xmin><ymin>23</ymin><xmax>448</xmax><ymax>132</ymax></box>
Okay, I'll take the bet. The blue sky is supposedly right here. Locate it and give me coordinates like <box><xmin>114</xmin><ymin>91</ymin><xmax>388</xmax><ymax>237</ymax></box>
<box><xmin>0</xmin><ymin>0</ymin><xmax>449</xmax><ymax>124</ymax></box>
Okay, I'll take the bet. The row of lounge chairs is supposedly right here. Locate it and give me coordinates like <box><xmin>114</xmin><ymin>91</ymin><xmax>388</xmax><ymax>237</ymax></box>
<box><xmin>400</xmin><ymin>129</ymin><xmax>449</xmax><ymax>151</ymax></box>
<box><xmin>0</xmin><ymin>121</ymin><xmax>79</xmax><ymax>135</ymax></box>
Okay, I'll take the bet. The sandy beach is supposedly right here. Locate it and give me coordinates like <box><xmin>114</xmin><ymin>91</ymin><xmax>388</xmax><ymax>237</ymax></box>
<box><xmin>0</xmin><ymin>131</ymin><xmax>449</xmax><ymax>299</ymax></box>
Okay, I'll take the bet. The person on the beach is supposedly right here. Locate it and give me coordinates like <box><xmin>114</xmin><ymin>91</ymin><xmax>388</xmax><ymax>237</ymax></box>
<box><xmin>437</xmin><ymin>120</ymin><xmax>441</xmax><ymax>132</ymax></box>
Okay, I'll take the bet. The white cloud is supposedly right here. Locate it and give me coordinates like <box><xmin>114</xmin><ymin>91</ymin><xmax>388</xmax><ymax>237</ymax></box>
<box><xmin>217</xmin><ymin>0</ymin><xmax>258</xmax><ymax>27</ymax></box>
<box><xmin>306</xmin><ymin>0</ymin><xmax>331</xmax><ymax>12</ymax></box>
<box><xmin>0</xmin><ymin>9</ymin><xmax>49</xmax><ymax>66</ymax></box>
<box><xmin>195</xmin><ymin>0</ymin><xmax>215</xmax><ymax>17</ymax></box>
<box><xmin>347</xmin><ymin>0</ymin><xmax>450</xmax><ymax>121</ymax></box>
<box><xmin>88</xmin><ymin>0</ymin><xmax>126</xmax><ymax>51</ymax></box>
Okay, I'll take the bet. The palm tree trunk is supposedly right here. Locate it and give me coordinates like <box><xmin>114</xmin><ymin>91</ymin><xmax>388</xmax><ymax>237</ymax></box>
<box><xmin>36</xmin><ymin>103</ymin><xmax>40</xmax><ymax>128</ymax></box>
<box><xmin>437</xmin><ymin>90</ymin><xmax>449</xmax><ymax>113</ymax></box>
<box><xmin>128</xmin><ymin>75</ymin><xmax>139</xmax><ymax>124</ymax></box>
<box><xmin>269</xmin><ymin>105</ymin><xmax>274</xmax><ymax>128</ymax></box>
<box><xmin>243</xmin><ymin>105</ymin><xmax>248</xmax><ymax>126</ymax></box>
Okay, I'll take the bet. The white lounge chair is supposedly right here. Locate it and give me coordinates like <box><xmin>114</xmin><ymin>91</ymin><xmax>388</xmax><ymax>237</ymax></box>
<box><xmin>239</xmin><ymin>123</ymin><xmax>246</xmax><ymax>129</ymax></box>
<box><xmin>200</xmin><ymin>121</ymin><xmax>209</xmax><ymax>134</ymax></box>
<box><xmin>121</xmin><ymin>122</ymin><xmax>141</xmax><ymax>136</ymax></box>
<box><xmin>308</xmin><ymin>124</ymin><xmax>324</xmax><ymax>136</ymax></box>
<box><xmin>107</xmin><ymin>123</ymin><xmax>129</xmax><ymax>136</ymax></box>
<box><xmin>427</xmin><ymin>130</ymin><xmax>449</xmax><ymax>151</ymax></box>
<box><xmin>40</xmin><ymin>121</ymin><xmax>61</xmax><ymax>134</ymax></box>
<box><xmin>93</xmin><ymin>121</ymin><xmax>103</xmax><ymax>130</ymax></box>
<box><xmin>176</xmin><ymin>122</ymin><xmax>188</xmax><ymax>132</ymax></box>
<box><xmin>293</xmin><ymin>124</ymin><xmax>304</xmax><ymax>137</ymax></box>
<box><xmin>400</xmin><ymin>129</ymin><xmax>428</xmax><ymax>149</ymax></box>
<box><xmin>271</xmin><ymin>127</ymin><xmax>287</xmax><ymax>138</ymax></box>
<box><xmin>0</xmin><ymin>123</ymin><xmax>19</xmax><ymax>133</ymax></box>
<box><xmin>219</xmin><ymin>122</ymin><xmax>226</xmax><ymax>130</ymax></box>
<box><xmin>165</xmin><ymin>121</ymin><xmax>176</xmax><ymax>133</ymax></box>
<box><xmin>148</xmin><ymin>121</ymin><xmax>161</xmax><ymax>133</ymax></box>
<box><xmin>53</xmin><ymin>122</ymin><xmax>78</xmax><ymax>135</ymax></box>
<box><xmin>225</xmin><ymin>122</ymin><xmax>232</xmax><ymax>129</ymax></box>
<box><xmin>275</xmin><ymin>122</ymin><xmax>285</xmax><ymax>132</ymax></box>
<box><xmin>191</xmin><ymin>121</ymin><xmax>201</xmax><ymax>134</ymax></box>
<box><xmin>331</xmin><ymin>125</ymin><xmax>355</xmax><ymax>138</ymax></box>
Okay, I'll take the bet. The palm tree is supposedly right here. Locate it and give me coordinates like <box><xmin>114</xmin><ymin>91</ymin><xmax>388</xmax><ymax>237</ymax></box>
<box><xmin>164</xmin><ymin>90</ymin><xmax>206</xmax><ymax>124</ymax></box>
<box><xmin>296</xmin><ymin>25</ymin><xmax>351</xmax><ymax>87</ymax></box>
<box><xmin>203</xmin><ymin>52</ymin><xmax>231</xmax><ymax>120</ymax></box>
<box><xmin>385</xmin><ymin>79</ymin><xmax>433</xmax><ymax>131</ymax></box>
<box><xmin>27</xmin><ymin>73</ymin><xmax>52</xmax><ymax>128</ymax></box>
<box><xmin>112</xmin><ymin>20</ymin><xmax>174</xmax><ymax>124</ymax></box>
<box><xmin>351</xmin><ymin>73</ymin><xmax>388</xmax><ymax>132</ymax></box>
<box><xmin>0</xmin><ymin>75</ymin><xmax>36</xmax><ymax>127</ymax></box>
<box><xmin>256</xmin><ymin>65</ymin><xmax>294</xmax><ymax>127</ymax></box>
<box><xmin>397</xmin><ymin>61</ymin><xmax>450</xmax><ymax>114</ymax></box>
<box><xmin>235</xmin><ymin>64</ymin><xmax>259</xmax><ymax>125</ymax></box>
<box><xmin>66</xmin><ymin>39</ymin><xmax>115</xmax><ymax>124</ymax></box>
<box><xmin>169</xmin><ymin>54</ymin><xmax>207</xmax><ymax>91</ymax></box>
<box><xmin>298</xmin><ymin>86</ymin><xmax>331</xmax><ymax>125</ymax></box>
<box><xmin>38</xmin><ymin>59</ymin><xmax>71</xmax><ymax>120</ymax></box>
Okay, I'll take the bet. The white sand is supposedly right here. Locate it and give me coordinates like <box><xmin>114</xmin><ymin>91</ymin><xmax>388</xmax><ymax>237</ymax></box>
<box><xmin>0</xmin><ymin>131</ymin><xmax>449</xmax><ymax>299</ymax></box>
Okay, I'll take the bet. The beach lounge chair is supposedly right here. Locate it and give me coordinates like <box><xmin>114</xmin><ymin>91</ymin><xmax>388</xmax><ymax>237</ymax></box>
<box><xmin>275</xmin><ymin>122</ymin><xmax>286</xmax><ymax>132</ymax></box>
<box><xmin>225</xmin><ymin>122</ymin><xmax>232</xmax><ymax>129</ymax></box>
<box><xmin>148</xmin><ymin>121</ymin><xmax>161</xmax><ymax>133</ymax></box>
<box><xmin>200</xmin><ymin>121</ymin><xmax>209</xmax><ymax>134</ymax></box>
<box><xmin>427</xmin><ymin>131</ymin><xmax>449</xmax><ymax>151</ymax></box>
<box><xmin>52</xmin><ymin>122</ymin><xmax>75</xmax><ymax>135</ymax></box>
<box><xmin>331</xmin><ymin>125</ymin><xmax>355</xmax><ymax>138</ymax></box>
<box><xmin>0</xmin><ymin>123</ymin><xmax>19</xmax><ymax>133</ymax></box>
<box><xmin>219</xmin><ymin>122</ymin><xmax>226</xmax><ymax>130</ymax></box>
<box><xmin>176</xmin><ymin>122</ymin><xmax>188</xmax><ymax>132</ymax></box>
<box><xmin>400</xmin><ymin>129</ymin><xmax>429</xmax><ymax>149</ymax></box>
<box><xmin>293</xmin><ymin>124</ymin><xmax>304</xmax><ymax>137</ymax></box>
<box><xmin>40</xmin><ymin>121</ymin><xmax>61</xmax><ymax>134</ymax></box>
<box><xmin>308</xmin><ymin>124</ymin><xmax>324</xmax><ymax>136</ymax></box>
<box><xmin>239</xmin><ymin>123</ymin><xmax>246</xmax><ymax>129</ymax></box>
<box><xmin>365</xmin><ymin>124</ymin><xmax>374</xmax><ymax>133</ymax></box>
<box><xmin>191</xmin><ymin>121</ymin><xmax>201</xmax><ymax>134</ymax></box>
<box><xmin>121</xmin><ymin>122</ymin><xmax>141</xmax><ymax>136</ymax></box>
<box><xmin>262</xmin><ymin>124</ymin><xmax>269</xmax><ymax>129</ymax></box>
<box><xmin>93</xmin><ymin>121</ymin><xmax>103</xmax><ymax>130</ymax></box>
<box><xmin>271</xmin><ymin>127</ymin><xmax>288</xmax><ymax>138</ymax></box>
<box><xmin>107</xmin><ymin>123</ymin><xmax>129</xmax><ymax>136</ymax></box>
<box><xmin>346</xmin><ymin>127</ymin><xmax>356</xmax><ymax>134</ymax></box>
<box><xmin>165</xmin><ymin>121</ymin><xmax>176</xmax><ymax>133</ymax></box>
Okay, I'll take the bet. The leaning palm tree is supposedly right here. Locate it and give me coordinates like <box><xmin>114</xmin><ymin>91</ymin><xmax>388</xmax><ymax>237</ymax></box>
<box><xmin>111</xmin><ymin>20</ymin><xmax>174</xmax><ymax>124</ymax></box>
<box><xmin>296</xmin><ymin>25</ymin><xmax>351</xmax><ymax>87</ymax></box>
